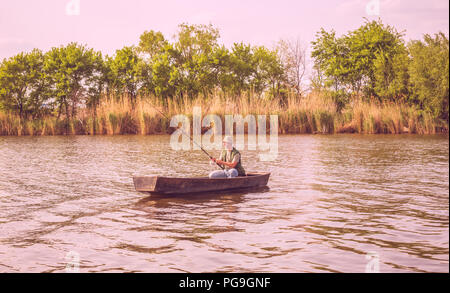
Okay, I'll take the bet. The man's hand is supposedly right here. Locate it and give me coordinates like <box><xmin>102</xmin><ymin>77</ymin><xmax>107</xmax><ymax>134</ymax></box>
<box><xmin>211</xmin><ymin>158</ymin><xmax>217</xmax><ymax>163</ymax></box>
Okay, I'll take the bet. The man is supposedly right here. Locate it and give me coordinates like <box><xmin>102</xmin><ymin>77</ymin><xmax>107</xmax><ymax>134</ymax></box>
<box><xmin>209</xmin><ymin>135</ymin><xmax>246</xmax><ymax>178</ymax></box>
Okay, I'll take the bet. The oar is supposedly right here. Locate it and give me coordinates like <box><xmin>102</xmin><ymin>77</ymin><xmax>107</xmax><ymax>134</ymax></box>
<box><xmin>149</xmin><ymin>103</ymin><xmax>225</xmax><ymax>170</ymax></box>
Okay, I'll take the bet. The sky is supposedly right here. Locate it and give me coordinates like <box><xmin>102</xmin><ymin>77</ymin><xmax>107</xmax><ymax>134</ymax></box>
<box><xmin>0</xmin><ymin>0</ymin><xmax>448</xmax><ymax>61</ymax></box>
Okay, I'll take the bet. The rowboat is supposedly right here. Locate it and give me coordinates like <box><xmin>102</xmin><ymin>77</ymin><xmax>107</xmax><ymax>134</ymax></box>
<box><xmin>133</xmin><ymin>172</ymin><xmax>270</xmax><ymax>195</ymax></box>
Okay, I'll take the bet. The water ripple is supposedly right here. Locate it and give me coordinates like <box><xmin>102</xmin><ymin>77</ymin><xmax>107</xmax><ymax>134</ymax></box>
<box><xmin>0</xmin><ymin>134</ymin><xmax>448</xmax><ymax>272</ymax></box>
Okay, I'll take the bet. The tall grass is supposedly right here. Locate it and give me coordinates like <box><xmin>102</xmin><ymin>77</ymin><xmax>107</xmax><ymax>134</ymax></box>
<box><xmin>0</xmin><ymin>92</ymin><xmax>447</xmax><ymax>136</ymax></box>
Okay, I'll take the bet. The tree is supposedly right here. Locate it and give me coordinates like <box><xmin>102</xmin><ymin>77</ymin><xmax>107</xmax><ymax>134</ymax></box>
<box><xmin>346</xmin><ymin>19</ymin><xmax>407</xmax><ymax>99</ymax></box>
<box><xmin>44</xmin><ymin>43</ymin><xmax>99</xmax><ymax>119</ymax></box>
<box><xmin>277</xmin><ymin>38</ymin><xmax>306</xmax><ymax>96</ymax></box>
<box><xmin>138</xmin><ymin>30</ymin><xmax>168</xmax><ymax>60</ymax></box>
<box><xmin>151</xmin><ymin>44</ymin><xmax>181</xmax><ymax>99</ymax></box>
<box><xmin>311</xmin><ymin>28</ymin><xmax>351</xmax><ymax>93</ymax></box>
<box><xmin>173</xmin><ymin>23</ymin><xmax>220</xmax><ymax>98</ymax></box>
<box><xmin>175</xmin><ymin>23</ymin><xmax>220</xmax><ymax>61</ymax></box>
<box><xmin>209</xmin><ymin>45</ymin><xmax>233</xmax><ymax>93</ymax></box>
<box><xmin>85</xmin><ymin>51</ymin><xmax>108</xmax><ymax>133</ymax></box>
<box><xmin>373</xmin><ymin>45</ymin><xmax>409</xmax><ymax>101</ymax></box>
<box><xmin>228</xmin><ymin>43</ymin><xmax>254</xmax><ymax>95</ymax></box>
<box><xmin>0</xmin><ymin>49</ymin><xmax>49</xmax><ymax>120</ymax></box>
<box><xmin>252</xmin><ymin>46</ymin><xmax>285</xmax><ymax>97</ymax></box>
<box><xmin>311</xmin><ymin>19</ymin><xmax>409</xmax><ymax>104</ymax></box>
<box><xmin>408</xmin><ymin>32</ymin><xmax>449</xmax><ymax>122</ymax></box>
<box><xmin>108</xmin><ymin>46</ymin><xmax>146</xmax><ymax>104</ymax></box>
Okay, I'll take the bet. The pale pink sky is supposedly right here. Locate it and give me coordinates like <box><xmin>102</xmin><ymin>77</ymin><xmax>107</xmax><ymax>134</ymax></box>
<box><xmin>0</xmin><ymin>0</ymin><xmax>448</xmax><ymax>60</ymax></box>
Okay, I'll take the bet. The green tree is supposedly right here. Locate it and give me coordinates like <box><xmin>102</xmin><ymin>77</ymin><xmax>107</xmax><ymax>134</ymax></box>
<box><xmin>175</xmin><ymin>23</ymin><xmax>220</xmax><ymax>61</ymax></box>
<box><xmin>108</xmin><ymin>46</ymin><xmax>146</xmax><ymax>104</ymax></box>
<box><xmin>373</xmin><ymin>45</ymin><xmax>409</xmax><ymax>101</ymax></box>
<box><xmin>0</xmin><ymin>49</ymin><xmax>49</xmax><ymax>120</ymax></box>
<box><xmin>44</xmin><ymin>43</ymin><xmax>99</xmax><ymax>119</ymax></box>
<box><xmin>346</xmin><ymin>19</ymin><xmax>407</xmax><ymax>99</ymax></box>
<box><xmin>229</xmin><ymin>43</ymin><xmax>254</xmax><ymax>95</ymax></box>
<box><xmin>408</xmin><ymin>32</ymin><xmax>449</xmax><ymax>122</ymax></box>
<box><xmin>311</xmin><ymin>20</ymin><xmax>408</xmax><ymax>103</ymax></box>
<box><xmin>151</xmin><ymin>44</ymin><xmax>181</xmax><ymax>99</ymax></box>
<box><xmin>138</xmin><ymin>30</ymin><xmax>168</xmax><ymax>60</ymax></box>
<box><xmin>210</xmin><ymin>45</ymin><xmax>233</xmax><ymax>93</ymax></box>
<box><xmin>85</xmin><ymin>51</ymin><xmax>108</xmax><ymax>133</ymax></box>
<box><xmin>311</xmin><ymin>29</ymin><xmax>350</xmax><ymax>93</ymax></box>
<box><xmin>173</xmin><ymin>23</ymin><xmax>220</xmax><ymax>98</ymax></box>
<box><xmin>252</xmin><ymin>46</ymin><xmax>285</xmax><ymax>96</ymax></box>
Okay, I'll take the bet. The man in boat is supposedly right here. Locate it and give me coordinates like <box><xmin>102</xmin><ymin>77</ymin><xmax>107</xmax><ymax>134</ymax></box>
<box><xmin>209</xmin><ymin>135</ymin><xmax>246</xmax><ymax>178</ymax></box>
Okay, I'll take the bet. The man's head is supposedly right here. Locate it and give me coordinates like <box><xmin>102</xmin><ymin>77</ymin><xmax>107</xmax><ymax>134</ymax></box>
<box><xmin>222</xmin><ymin>135</ymin><xmax>233</xmax><ymax>150</ymax></box>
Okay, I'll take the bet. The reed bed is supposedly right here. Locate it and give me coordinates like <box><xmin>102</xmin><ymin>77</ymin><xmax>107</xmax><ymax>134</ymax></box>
<box><xmin>0</xmin><ymin>92</ymin><xmax>447</xmax><ymax>136</ymax></box>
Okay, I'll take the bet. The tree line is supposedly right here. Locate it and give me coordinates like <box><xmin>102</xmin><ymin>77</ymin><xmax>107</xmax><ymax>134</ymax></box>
<box><xmin>311</xmin><ymin>19</ymin><xmax>449</xmax><ymax>122</ymax></box>
<box><xmin>0</xmin><ymin>20</ymin><xmax>448</xmax><ymax>125</ymax></box>
<box><xmin>0</xmin><ymin>23</ymin><xmax>302</xmax><ymax>122</ymax></box>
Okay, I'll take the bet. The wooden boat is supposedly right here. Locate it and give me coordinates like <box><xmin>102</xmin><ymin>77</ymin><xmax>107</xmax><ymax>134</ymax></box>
<box><xmin>133</xmin><ymin>172</ymin><xmax>270</xmax><ymax>195</ymax></box>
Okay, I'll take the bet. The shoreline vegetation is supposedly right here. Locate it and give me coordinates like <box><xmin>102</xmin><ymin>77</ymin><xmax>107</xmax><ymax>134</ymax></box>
<box><xmin>0</xmin><ymin>91</ymin><xmax>446</xmax><ymax>136</ymax></box>
<box><xmin>1</xmin><ymin>20</ymin><xmax>448</xmax><ymax>136</ymax></box>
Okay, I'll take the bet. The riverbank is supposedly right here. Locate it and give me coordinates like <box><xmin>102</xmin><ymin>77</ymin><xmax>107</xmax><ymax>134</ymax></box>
<box><xmin>0</xmin><ymin>92</ymin><xmax>447</xmax><ymax>136</ymax></box>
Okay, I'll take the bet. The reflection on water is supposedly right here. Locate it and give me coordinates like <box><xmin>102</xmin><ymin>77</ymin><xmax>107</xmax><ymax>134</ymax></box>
<box><xmin>0</xmin><ymin>135</ymin><xmax>448</xmax><ymax>272</ymax></box>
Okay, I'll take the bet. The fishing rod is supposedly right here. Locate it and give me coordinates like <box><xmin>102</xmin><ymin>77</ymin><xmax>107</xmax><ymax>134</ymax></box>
<box><xmin>150</xmin><ymin>104</ymin><xmax>225</xmax><ymax>170</ymax></box>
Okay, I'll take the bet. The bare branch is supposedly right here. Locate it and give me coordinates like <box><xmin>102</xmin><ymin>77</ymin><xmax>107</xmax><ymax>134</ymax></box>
<box><xmin>277</xmin><ymin>38</ymin><xmax>307</xmax><ymax>96</ymax></box>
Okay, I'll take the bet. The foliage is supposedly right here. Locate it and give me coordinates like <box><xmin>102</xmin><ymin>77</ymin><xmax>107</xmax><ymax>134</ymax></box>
<box><xmin>311</xmin><ymin>19</ymin><xmax>409</xmax><ymax>100</ymax></box>
<box><xmin>0</xmin><ymin>20</ymin><xmax>448</xmax><ymax>130</ymax></box>
<box><xmin>107</xmin><ymin>46</ymin><xmax>147</xmax><ymax>103</ymax></box>
<box><xmin>138</xmin><ymin>30</ymin><xmax>168</xmax><ymax>60</ymax></box>
<box><xmin>44</xmin><ymin>43</ymin><xmax>101</xmax><ymax>119</ymax></box>
<box><xmin>408</xmin><ymin>33</ymin><xmax>449</xmax><ymax>122</ymax></box>
<box><xmin>311</xmin><ymin>19</ymin><xmax>448</xmax><ymax>123</ymax></box>
<box><xmin>0</xmin><ymin>49</ymin><xmax>49</xmax><ymax>119</ymax></box>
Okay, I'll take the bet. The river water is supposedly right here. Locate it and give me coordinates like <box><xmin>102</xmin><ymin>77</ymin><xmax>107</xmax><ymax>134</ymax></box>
<box><xmin>0</xmin><ymin>134</ymin><xmax>448</xmax><ymax>272</ymax></box>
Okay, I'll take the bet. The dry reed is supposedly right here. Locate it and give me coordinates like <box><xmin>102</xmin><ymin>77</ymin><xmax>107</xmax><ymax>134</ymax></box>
<box><xmin>0</xmin><ymin>92</ymin><xmax>447</xmax><ymax>136</ymax></box>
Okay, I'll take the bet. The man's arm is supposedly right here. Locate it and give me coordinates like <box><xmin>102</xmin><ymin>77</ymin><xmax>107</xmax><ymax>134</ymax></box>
<box><xmin>211</xmin><ymin>152</ymin><xmax>226</xmax><ymax>166</ymax></box>
<box><xmin>216</xmin><ymin>153</ymin><xmax>239</xmax><ymax>168</ymax></box>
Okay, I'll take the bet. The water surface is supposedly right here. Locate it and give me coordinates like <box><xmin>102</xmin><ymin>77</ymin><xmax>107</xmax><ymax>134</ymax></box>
<box><xmin>0</xmin><ymin>134</ymin><xmax>448</xmax><ymax>272</ymax></box>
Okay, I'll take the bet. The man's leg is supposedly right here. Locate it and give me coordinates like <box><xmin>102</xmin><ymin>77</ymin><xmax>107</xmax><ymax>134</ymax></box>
<box><xmin>209</xmin><ymin>170</ymin><xmax>228</xmax><ymax>178</ymax></box>
<box><xmin>227</xmin><ymin>169</ymin><xmax>238</xmax><ymax>178</ymax></box>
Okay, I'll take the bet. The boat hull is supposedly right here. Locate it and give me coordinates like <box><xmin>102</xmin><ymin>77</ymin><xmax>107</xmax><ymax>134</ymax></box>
<box><xmin>133</xmin><ymin>172</ymin><xmax>270</xmax><ymax>194</ymax></box>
